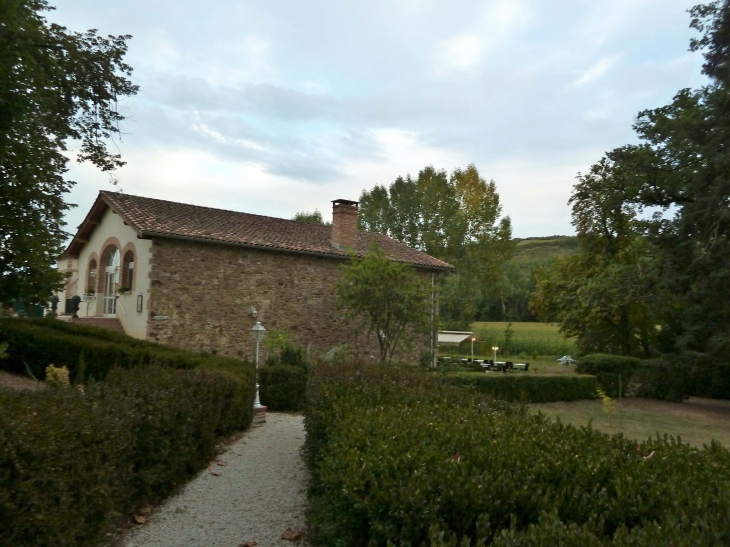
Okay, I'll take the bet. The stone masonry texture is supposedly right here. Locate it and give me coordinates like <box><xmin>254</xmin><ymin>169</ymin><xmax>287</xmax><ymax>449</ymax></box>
<box><xmin>146</xmin><ymin>238</ymin><xmax>434</xmax><ymax>362</ymax></box>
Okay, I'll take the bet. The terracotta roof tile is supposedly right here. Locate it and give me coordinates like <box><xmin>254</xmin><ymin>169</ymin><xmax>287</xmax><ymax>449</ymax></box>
<box><xmin>95</xmin><ymin>192</ymin><xmax>454</xmax><ymax>271</ymax></box>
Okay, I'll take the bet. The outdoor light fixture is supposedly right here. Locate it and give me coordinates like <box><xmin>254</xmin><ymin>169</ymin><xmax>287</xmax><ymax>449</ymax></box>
<box><xmin>471</xmin><ymin>336</ymin><xmax>476</xmax><ymax>363</ymax></box>
<box><xmin>249</xmin><ymin>306</ymin><xmax>258</xmax><ymax>318</ymax></box>
<box><xmin>492</xmin><ymin>346</ymin><xmax>499</xmax><ymax>363</ymax></box>
<box><xmin>250</xmin><ymin>321</ymin><xmax>266</xmax><ymax>409</ymax></box>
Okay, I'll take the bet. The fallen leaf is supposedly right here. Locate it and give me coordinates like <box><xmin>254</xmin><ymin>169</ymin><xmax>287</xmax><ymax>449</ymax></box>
<box><xmin>139</xmin><ymin>505</ymin><xmax>152</xmax><ymax>516</ymax></box>
<box><xmin>216</xmin><ymin>461</ymin><xmax>228</xmax><ymax>467</ymax></box>
<box><xmin>211</xmin><ymin>471</ymin><xmax>222</xmax><ymax>477</ymax></box>
<box><xmin>293</xmin><ymin>514</ymin><xmax>299</xmax><ymax>518</ymax></box>
<box><xmin>133</xmin><ymin>515</ymin><xmax>147</xmax><ymax>525</ymax></box>
<box><xmin>282</xmin><ymin>528</ymin><xmax>302</xmax><ymax>541</ymax></box>
<box><xmin>239</xmin><ymin>541</ymin><xmax>258</xmax><ymax>547</ymax></box>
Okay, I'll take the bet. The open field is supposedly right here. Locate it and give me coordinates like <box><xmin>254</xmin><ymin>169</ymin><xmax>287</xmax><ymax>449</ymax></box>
<box><xmin>529</xmin><ymin>397</ymin><xmax>730</xmax><ymax>448</ymax></box>
<box><xmin>461</xmin><ymin>321</ymin><xmax>577</xmax><ymax>358</ymax></box>
<box><xmin>512</xmin><ymin>236</ymin><xmax>578</xmax><ymax>264</ymax></box>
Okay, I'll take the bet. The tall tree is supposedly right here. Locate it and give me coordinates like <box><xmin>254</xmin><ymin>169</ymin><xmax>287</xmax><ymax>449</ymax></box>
<box><xmin>292</xmin><ymin>210</ymin><xmax>329</xmax><ymax>225</ymax></box>
<box><xmin>336</xmin><ymin>243</ymin><xmax>431</xmax><ymax>363</ymax></box>
<box><xmin>359</xmin><ymin>164</ymin><xmax>513</xmax><ymax>327</ymax></box>
<box><xmin>0</xmin><ymin>0</ymin><xmax>138</xmax><ymax>305</ymax></box>
<box><xmin>530</xmin><ymin>156</ymin><xmax>667</xmax><ymax>356</ymax></box>
<box><xmin>533</xmin><ymin>1</ymin><xmax>730</xmax><ymax>359</ymax></box>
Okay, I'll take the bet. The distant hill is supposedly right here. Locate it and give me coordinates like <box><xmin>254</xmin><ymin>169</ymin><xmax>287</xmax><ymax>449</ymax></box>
<box><xmin>476</xmin><ymin>236</ymin><xmax>579</xmax><ymax>322</ymax></box>
<box><xmin>512</xmin><ymin>236</ymin><xmax>578</xmax><ymax>265</ymax></box>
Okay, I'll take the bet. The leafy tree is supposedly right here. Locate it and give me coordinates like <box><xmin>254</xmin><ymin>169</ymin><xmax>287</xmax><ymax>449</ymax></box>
<box><xmin>292</xmin><ymin>209</ymin><xmax>330</xmax><ymax>225</ymax></box>
<box><xmin>0</xmin><ymin>0</ymin><xmax>138</xmax><ymax>305</ymax></box>
<box><xmin>530</xmin><ymin>155</ymin><xmax>669</xmax><ymax>356</ymax></box>
<box><xmin>359</xmin><ymin>164</ymin><xmax>513</xmax><ymax>328</ymax></box>
<box><xmin>533</xmin><ymin>1</ymin><xmax>730</xmax><ymax>360</ymax></box>
<box><xmin>336</xmin><ymin>242</ymin><xmax>431</xmax><ymax>363</ymax></box>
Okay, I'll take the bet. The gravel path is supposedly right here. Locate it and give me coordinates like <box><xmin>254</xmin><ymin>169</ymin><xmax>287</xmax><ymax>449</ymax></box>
<box><xmin>121</xmin><ymin>413</ymin><xmax>309</xmax><ymax>547</ymax></box>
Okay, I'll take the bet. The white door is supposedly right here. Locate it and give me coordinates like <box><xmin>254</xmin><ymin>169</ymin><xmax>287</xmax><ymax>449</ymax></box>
<box><xmin>104</xmin><ymin>248</ymin><xmax>120</xmax><ymax>316</ymax></box>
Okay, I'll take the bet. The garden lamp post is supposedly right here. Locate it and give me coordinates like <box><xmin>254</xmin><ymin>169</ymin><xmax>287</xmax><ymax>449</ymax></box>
<box><xmin>492</xmin><ymin>346</ymin><xmax>499</xmax><ymax>363</ymax></box>
<box><xmin>251</xmin><ymin>321</ymin><xmax>266</xmax><ymax>409</ymax></box>
<box><xmin>471</xmin><ymin>336</ymin><xmax>475</xmax><ymax>362</ymax></box>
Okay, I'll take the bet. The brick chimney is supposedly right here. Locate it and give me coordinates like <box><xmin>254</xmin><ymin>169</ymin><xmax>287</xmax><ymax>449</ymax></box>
<box><xmin>331</xmin><ymin>199</ymin><xmax>359</xmax><ymax>250</ymax></box>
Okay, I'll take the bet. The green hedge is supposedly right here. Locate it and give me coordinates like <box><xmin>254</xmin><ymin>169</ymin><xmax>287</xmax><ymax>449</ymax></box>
<box><xmin>0</xmin><ymin>365</ymin><xmax>254</xmax><ymax>547</ymax></box>
<box><xmin>305</xmin><ymin>363</ymin><xmax>730</xmax><ymax>546</ymax></box>
<box><xmin>259</xmin><ymin>343</ymin><xmax>310</xmax><ymax>411</ymax></box>
<box><xmin>0</xmin><ymin>317</ymin><xmax>246</xmax><ymax>382</ymax></box>
<box><xmin>577</xmin><ymin>353</ymin><xmax>690</xmax><ymax>402</ymax></box>
<box><xmin>576</xmin><ymin>354</ymin><xmax>640</xmax><ymax>397</ymax></box>
<box><xmin>442</xmin><ymin>372</ymin><xmax>597</xmax><ymax>403</ymax></box>
<box><xmin>259</xmin><ymin>364</ymin><xmax>308</xmax><ymax>411</ymax></box>
<box><xmin>682</xmin><ymin>352</ymin><xmax>730</xmax><ymax>400</ymax></box>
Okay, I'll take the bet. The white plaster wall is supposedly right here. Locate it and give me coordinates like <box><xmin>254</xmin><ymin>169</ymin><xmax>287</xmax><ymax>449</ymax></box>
<box><xmin>74</xmin><ymin>207</ymin><xmax>152</xmax><ymax>340</ymax></box>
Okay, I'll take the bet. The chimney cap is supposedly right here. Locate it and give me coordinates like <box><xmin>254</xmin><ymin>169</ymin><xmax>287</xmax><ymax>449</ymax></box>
<box><xmin>332</xmin><ymin>199</ymin><xmax>359</xmax><ymax>207</ymax></box>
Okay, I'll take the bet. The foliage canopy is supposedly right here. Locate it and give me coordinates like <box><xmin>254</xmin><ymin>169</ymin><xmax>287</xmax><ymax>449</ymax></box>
<box><xmin>0</xmin><ymin>0</ymin><xmax>138</xmax><ymax>305</ymax></box>
<box><xmin>359</xmin><ymin>164</ymin><xmax>513</xmax><ymax>327</ymax></box>
<box><xmin>533</xmin><ymin>1</ymin><xmax>730</xmax><ymax>360</ymax></box>
<box><xmin>336</xmin><ymin>242</ymin><xmax>431</xmax><ymax>363</ymax></box>
<box><xmin>291</xmin><ymin>209</ymin><xmax>329</xmax><ymax>225</ymax></box>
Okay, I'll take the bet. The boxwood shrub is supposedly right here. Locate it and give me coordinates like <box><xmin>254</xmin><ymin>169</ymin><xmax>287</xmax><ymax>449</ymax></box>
<box><xmin>0</xmin><ymin>365</ymin><xmax>254</xmax><ymax>547</ymax></box>
<box><xmin>259</xmin><ymin>343</ymin><xmax>310</xmax><ymax>411</ymax></box>
<box><xmin>259</xmin><ymin>364</ymin><xmax>308</xmax><ymax>411</ymax></box>
<box><xmin>442</xmin><ymin>372</ymin><xmax>597</xmax><ymax>403</ymax></box>
<box><xmin>577</xmin><ymin>353</ymin><xmax>690</xmax><ymax>402</ymax></box>
<box><xmin>305</xmin><ymin>362</ymin><xmax>730</xmax><ymax>546</ymax></box>
<box><xmin>576</xmin><ymin>354</ymin><xmax>640</xmax><ymax>398</ymax></box>
<box><xmin>0</xmin><ymin>317</ymin><xmax>246</xmax><ymax>382</ymax></box>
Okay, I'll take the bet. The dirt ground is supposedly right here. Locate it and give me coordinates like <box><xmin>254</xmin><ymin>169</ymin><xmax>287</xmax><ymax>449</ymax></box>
<box><xmin>0</xmin><ymin>370</ymin><xmax>44</xmax><ymax>392</ymax></box>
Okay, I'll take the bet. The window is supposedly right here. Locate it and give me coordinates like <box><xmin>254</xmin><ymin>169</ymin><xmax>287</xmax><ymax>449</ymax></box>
<box><xmin>122</xmin><ymin>250</ymin><xmax>135</xmax><ymax>291</ymax></box>
<box><xmin>86</xmin><ymin>259</ymin><xmax>97</xmax><ymax>294</ymax></box>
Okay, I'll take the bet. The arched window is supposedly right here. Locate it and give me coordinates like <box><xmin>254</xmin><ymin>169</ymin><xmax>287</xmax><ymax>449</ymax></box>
<box><xmin>86</xmin><ymin>259</ymin><xmax>97</xmax><ymax>294</ymax></box>
<box><xmin>122</xmin><ymin>250</ymin><xmax>135</xmax><ymax>291</ymax></box>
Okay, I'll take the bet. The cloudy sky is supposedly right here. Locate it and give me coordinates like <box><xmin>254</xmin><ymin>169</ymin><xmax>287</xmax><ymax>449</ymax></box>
<box><xmin>51</xmin><ymin>0</ymin><xmax>707</xmax><ymax>238</ymax></box>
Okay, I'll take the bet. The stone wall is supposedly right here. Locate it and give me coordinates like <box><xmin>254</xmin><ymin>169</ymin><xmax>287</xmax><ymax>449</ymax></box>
<box><xmin>146</xmin><ymin>238</ymin><xmax>436</xmax><ymax>362</ymax></box>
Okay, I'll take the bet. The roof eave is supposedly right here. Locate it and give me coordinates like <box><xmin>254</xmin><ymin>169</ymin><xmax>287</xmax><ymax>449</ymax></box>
<box><xmin>62</xmin><ymin>192</ymin><xmax>143</xmax><ymax>258</ymax></box>
<box><xmin>139</xmin><ymin>231</ymin><xmax>455</xmax><ymax>272</ymax></box>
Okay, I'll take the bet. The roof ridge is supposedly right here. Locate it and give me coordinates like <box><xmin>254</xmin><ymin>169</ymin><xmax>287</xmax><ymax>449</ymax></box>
<box><xmin>101</xmin><ymin>190</ymin><xmax>332</xmax><ymax>230</ymax></box>
<box><xmin>80</xmin><ymin>190</ymin><xmax>455</xmax><ymax>271</ymax></box>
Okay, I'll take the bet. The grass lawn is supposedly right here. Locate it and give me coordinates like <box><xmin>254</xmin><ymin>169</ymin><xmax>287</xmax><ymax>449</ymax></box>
<box><xmin>467</xmin><ymin>322</ymin><xmax>577</xmax><ymax>358</ymax></box>
<box><xmin>529</xmin><ymin>397</ymin><xmax>730</xmax><ymax>448</ymax></box>
<box><xmin>472</xmin><ymin>321</ymin><xmax>564</xmax><ymax>334</ymax></box>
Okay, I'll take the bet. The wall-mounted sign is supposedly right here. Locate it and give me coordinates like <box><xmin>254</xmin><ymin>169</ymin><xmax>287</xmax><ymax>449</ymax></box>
<box><xmin>136</xmin><ymin>294</ymin><xmax>143</xmax><ymax>313</ymax></box>
<box><xmin>153</xmin><ymin>315</ymin><xmax>168</xmax><ymax>320</ymax></box>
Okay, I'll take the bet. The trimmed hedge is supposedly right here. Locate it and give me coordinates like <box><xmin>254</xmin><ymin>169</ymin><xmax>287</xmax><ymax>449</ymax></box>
<box><xmin>0</xmin><ymin>365</ymin><xmax>254</xmax><ymax>547</ymax></box>
<box><xmin>259</xmin><ymin>343</ymin><xmax>310</xmax><ymax>411</ymax></box>
<box><xmin>259</xmin><ymin>364</ymin><xmax>308</xmax><ymax>411</ymax></box>
<box><xmin>305</xmin><ymin>363</ymin><xmax>730</xmax><ymax>546</ymax></box>
<box><xmin>682</xmin><ymin>352</ymin><xmax>730</xmax><ymax>400</ymax></box>
<box><xmin>577</xmin><ymin>353</ymin><xmax>690</xmax><ymax>402</ymax></box>
<box><xmin>442</xmin><ymin>372</ymin><xmax>597</xmax><ymax>403</ymax></box>
<box><xmin>576</xmin><ymin>354</ymin><xmax>640</xmax><ymax>398</ymax></box>
<box><xmin>0</xmin><ymin>317</ymin><xmax>246</xmax><ymax>382</ymax></box>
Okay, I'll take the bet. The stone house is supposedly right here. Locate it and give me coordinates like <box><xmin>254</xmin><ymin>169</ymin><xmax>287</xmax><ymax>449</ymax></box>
<box><xmin>60</xmin><ymin>191</ymin><xmax>454</xmax><ymax>361</ymax></box>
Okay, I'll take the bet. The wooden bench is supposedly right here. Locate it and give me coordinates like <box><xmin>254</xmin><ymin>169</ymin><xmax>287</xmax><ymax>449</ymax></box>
<box><xmin>514</xmin><ymin>363</ymin><xmax>530</xmax><ymax>371</ymax></box>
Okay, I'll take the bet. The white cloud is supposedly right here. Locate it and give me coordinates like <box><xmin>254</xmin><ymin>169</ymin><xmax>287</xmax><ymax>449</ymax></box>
<box><xmin>573</xmin><ymin>56</ymin><xmax>620</xmax><ymax>86</ymax></box>
<box><xmin>432</xmin><ymin>0</ymin><xmax>529</xmax><ymax>75</ymax></box>
<box><xmin>434</xmin><ymin>34</ymin><xmax>483</xmax><ymax>73</ymax></box>
<box><xmin>51</xmin><ymin>0</ymin><xmax>704</xmax><ymax>240</ymax></box>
